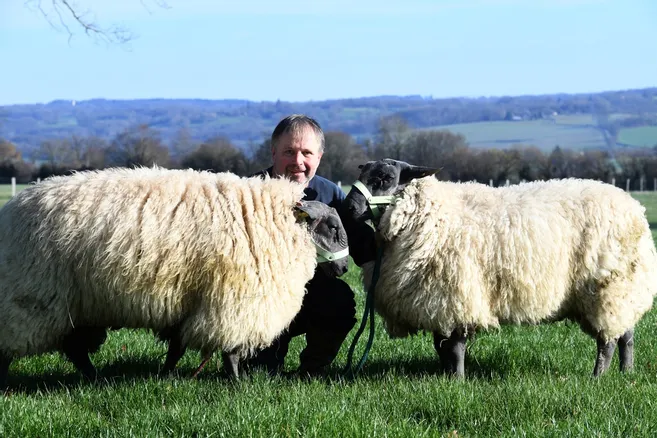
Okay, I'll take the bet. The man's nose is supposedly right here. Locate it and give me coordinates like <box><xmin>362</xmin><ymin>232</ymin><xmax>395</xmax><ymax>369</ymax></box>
<box><xmin>294</xmin><ymin>152</ymin><xmax>304</xmax><ymax>166</ymax></box>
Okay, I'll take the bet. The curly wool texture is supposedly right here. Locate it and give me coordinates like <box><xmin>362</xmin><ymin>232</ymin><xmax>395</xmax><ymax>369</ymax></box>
<box><xmin>0</xmin><ymin>167</ymin><xmax>317</xmax><ymax>359</ymax></box>
<box><xmin>363</xmin><ymin>177</ymin><xmax>657</xmax><ymax>342</ymax></box>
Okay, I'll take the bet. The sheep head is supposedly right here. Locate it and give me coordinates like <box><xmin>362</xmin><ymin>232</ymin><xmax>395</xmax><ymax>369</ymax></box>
<box><xmin>294</xmin><ymin>200</ymin><xmax>350</xmax><ymax>277</ymax></box>
<box><xmin>338</xmin><ymin>159</ymin><xmax>439</xmax><ymax>266</ymax></box>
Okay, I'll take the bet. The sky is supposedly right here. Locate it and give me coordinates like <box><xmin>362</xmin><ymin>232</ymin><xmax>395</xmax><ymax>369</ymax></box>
<box><xmin>1</xmin><ymin>0</ymin><xmax>656</xmax><ymax>106</ymax></box>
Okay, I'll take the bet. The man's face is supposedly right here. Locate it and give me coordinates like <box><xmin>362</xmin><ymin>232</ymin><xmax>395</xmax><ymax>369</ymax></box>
<box><xmin>271</xmin><ymin>127</ymin><xmax>323</xmax><ymax>186</ymax></box>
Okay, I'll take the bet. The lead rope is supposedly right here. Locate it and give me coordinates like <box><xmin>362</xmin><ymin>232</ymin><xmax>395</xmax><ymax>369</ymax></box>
<box><xmin>342</xmin><ymin>243</ymin><xmax>384</xmax><ymax>379</ymax></box>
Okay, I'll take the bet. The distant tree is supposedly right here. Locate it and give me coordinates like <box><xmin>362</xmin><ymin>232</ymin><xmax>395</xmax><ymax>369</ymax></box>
<box><xmin>318</xmin><ymin>131</ymin><xmax>369</xmax><ymax>183</ymax></box>
<box><xmin>547</xmin><ymin>145</ymin><xmax>571</xmax><ymax>179</ymax></box>
<box><xmin>38</xmin><ymin>138</ymin><xmax>73</xmax><ymax>168</ymax></box>
<box><xmin>25</xmin><ymin>0</ymin><xmax>170</xmax><ymax>45</ymax></box>
<box><xmin>470</xmin><ymin>148</ymin><xmax>524</xmax><ymax>185</ymax></box>
<box><xmin>511</xmin><ymin>144</ymin><xmax>549</xmax><ymax>181</ymax></box>
<box><xmin>401</xmin><ymin>129</ymin><xmax>469</xmax><ymax>180</ymax></box>
<box><xmin>169</xmin><ymin>127</ymin><xmax>198</xmax><ymax>167</ymax></box>
<box><xmin>67</xmin><ymin>134</ymin><xmax>108</xmax><ymax>169</ymax></box>
<box><xmin>106</xmin><ymin>124</ymin><xmax>170</xmax><ymax>168</ymax></box>
<box><xmin>0</xmin><ymin>138</ymin><xmax>34</xmax><ymax>183</ymax></box>
<box><xmin>246</xmin><ymin>139</ymin><xmax>273</xmax><ymax>175</ymax></box>
<box><xmin>182</xmin><ymin>137</ymin><xmax>248</xmax><ymax>176</ymax></box>
<box><xmin>0</xmin><ymin>139</ymin><xmax>22</xmax><ymax>161</ymax></box>
<box><xmin>372</xmin><ymin>116</ymin><xmax>411</xmax><ymax>160</ymax></box>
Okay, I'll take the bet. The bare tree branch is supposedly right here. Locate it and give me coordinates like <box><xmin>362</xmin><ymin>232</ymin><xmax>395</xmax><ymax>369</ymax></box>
<box><xmin>24</xmin><ymin>0</ymin><xmax>169</xmax><ymax>46</ymax></box>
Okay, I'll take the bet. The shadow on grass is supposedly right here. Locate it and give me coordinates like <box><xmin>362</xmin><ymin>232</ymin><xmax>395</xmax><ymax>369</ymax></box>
<box><xmin>4</xmin><ymin>356</ymin><xmax>234</xmax><ymax>395</ymax></box>
<box><xmin>5</xmin><ymin>346</ymin><xmax>595</xmax><ymax>394</ymax></box>
<box><xmin>649</xmin><ymin>222</ymin><xmax>656</xmax><ymax>230</ymax></box>
<box><xmin>328</xmin><ymin>348</ymin><xmax>582</xmax><ymax>383</ymax></box>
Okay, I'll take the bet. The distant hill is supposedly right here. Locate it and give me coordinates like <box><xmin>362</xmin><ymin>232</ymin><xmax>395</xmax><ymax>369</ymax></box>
<box><xmin>2</xmin><ymin>87</ymin><xmax>657</xmax><ymax>158</ymax></box>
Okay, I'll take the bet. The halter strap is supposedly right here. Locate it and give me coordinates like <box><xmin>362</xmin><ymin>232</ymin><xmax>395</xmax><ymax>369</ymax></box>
<box><xmin>315</xmin><ymin>244</ymin><xmax>350</xmax><ymax>264</ymax></box>
<box><xmin>351</xmin><ymin>180</ymin><xmax>396</xmax><ymax>222</ymax></box>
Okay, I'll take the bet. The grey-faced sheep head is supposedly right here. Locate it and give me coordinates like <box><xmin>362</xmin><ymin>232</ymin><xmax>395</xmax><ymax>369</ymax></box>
<box><xmin>343</xmin><ymin>158</ymin><xmax>440</xmax><ymax>225</ymax></box>
<box><xmin>293</xmin><ymin>200</ymin><xmax>350</xmax><ymax>277</ymax></box>
<box><xmin>339</xmin><ymin>159</ymin><xmax>439</xmax><ymax>266</ymax></box>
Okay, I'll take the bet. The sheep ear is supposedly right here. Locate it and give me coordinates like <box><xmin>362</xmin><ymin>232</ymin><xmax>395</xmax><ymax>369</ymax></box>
<box><xmin>293</xmin><ymin>200</ymin><xmax>325</xmax><ymax>223</ymax></box>
<box><xmin>398</xmin><ymin>162</ymin><xmax>440</xmax><ymax>185</ymax></box>
<box><xmin>358</xmin><ymin>161</ymin><xmax>375</xmax><ymax>171</ymax></box>
<box><xmin>293</xmin><ymin>202</ymin><xmax>311</xmax><ymax>222</ymax></box>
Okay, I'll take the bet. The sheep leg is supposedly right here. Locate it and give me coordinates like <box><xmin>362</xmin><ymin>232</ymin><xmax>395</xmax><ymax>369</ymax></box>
<box><xmin>0</xmin><ymin>355</ymin><xmax>12</xmax><ymax>389</ymax></box>
<box><xmin>221</xmin><ymin>351</ymin><xmax>241</xmax><ymax>379</ymax></box>
<box><xmin>162</xmin><ymin>336</ymin><xmax>187</xmax><ymax>374</ymax></box>
<box><xmin>618</xmin><ymin>329</ymin><xmax>634</xmax><ymax>373</ymax></box>
<box><xmin>61</xmin><ymin>330</ymin><xmax>99</xmax><ymax>380</ymax></box>
<box><xmin>432</xmin><ymin>332</ymin><xmax>453</xmax><ymax>372</ymax></box>
<box><xmin>434</xmin><ymin>329</ymin><xmax>466</xmax><ymax>378</ymax></box>
<box><xmin>593</xmin><ymin>335</ymin><xmax>617</xmax><ymax>377</ymax></box>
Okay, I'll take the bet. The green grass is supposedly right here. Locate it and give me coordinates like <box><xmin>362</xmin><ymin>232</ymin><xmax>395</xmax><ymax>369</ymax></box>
<box><xmin>0</xmin><ymin>184</ymin><xmax>30</xmax><ymax>205</ymax></box>
<box><xmin>632</xmin><ymin>192</ymin><xmax>657</xmax><ymax>242</ymax></box>
<box><xmin>0</xmin><ymin>187</ymin><xmax>656</xmax><ymax>436</ymax></box>
<box><xmin>618</xmin><ymin>126</ymin><xmax>657</xmax><ymax>147</ymax></box>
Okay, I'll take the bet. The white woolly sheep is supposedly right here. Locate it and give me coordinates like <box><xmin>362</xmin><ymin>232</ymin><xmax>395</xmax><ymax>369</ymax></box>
<box><xmin>342</xmin><ymin>158</ymin><xmax>657</xmax><ymax>377</ymax></box>
<box><xmin>0</xmin><ymin>166</ymin><xmax>349</xmax><ymax>387</ymax></box>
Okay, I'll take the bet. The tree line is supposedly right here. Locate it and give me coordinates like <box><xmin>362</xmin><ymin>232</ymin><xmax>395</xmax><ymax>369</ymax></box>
<box><xmin>1</xmin><ymin>118</ymin><xmax>657</xmax><ymax>190</ymax></box>
<box><xmin>5</xmin><ymin>88</ymin><xmax>657</xmax><ymax>155</ymax></box>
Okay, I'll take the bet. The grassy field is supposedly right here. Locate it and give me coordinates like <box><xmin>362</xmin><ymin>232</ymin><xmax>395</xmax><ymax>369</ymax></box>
<box><xmin>618</xmin><ymin>126</ymin><xmax>657</xmax><ymax>148</ymax></box>
<box><xmin>0</xmin><ymin>185</ymin><xmax>657</xmax><ymax>436</ymax></box>
<box><xmin>421</xmin><ymin>113</ymin><xmax>657</xmax><ymax>151</ymax></box>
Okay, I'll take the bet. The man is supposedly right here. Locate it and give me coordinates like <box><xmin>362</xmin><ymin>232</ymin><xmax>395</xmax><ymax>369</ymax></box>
<box><xmin>248</xmin><ymin>114</ymin><xmax>357</xmax><ymax>377</ymax></box>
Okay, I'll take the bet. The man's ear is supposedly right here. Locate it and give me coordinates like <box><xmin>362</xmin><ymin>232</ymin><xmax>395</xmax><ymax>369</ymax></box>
<box><xmin>398</xmin><ymin>162</ymin><xmax>441</xmax><ymax>185</ymax></box>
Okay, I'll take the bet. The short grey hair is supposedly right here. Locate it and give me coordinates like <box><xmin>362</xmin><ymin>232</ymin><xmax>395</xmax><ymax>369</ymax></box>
<box><xmin>271</xmin><ymin>114</ymin><xmax>325</xmax><ymax>153</ymax></box>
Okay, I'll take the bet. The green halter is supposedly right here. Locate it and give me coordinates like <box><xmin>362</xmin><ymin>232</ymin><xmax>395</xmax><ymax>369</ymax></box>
<box><xmin>352</xmin><ymin>180</ymin><xmax>396</xmax><ymax>226</ymax></box>
<box><xmin>315</xmin><ymin>244</ymin><xmax>350</xmax><ymax>264</ymax></box>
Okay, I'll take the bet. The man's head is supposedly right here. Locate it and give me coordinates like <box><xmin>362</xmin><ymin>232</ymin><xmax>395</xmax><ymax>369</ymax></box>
<box><xmin>271</xmin><ymin>114</ymin><xmax>325</xmax><ymax>186</ymax></box>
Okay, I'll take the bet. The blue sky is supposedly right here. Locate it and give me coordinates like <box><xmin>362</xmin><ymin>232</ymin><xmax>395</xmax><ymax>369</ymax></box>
<box><xmin>1</xmin><ymin>0</ymin><xmax>655</xmax><ymax>105</ymax></box>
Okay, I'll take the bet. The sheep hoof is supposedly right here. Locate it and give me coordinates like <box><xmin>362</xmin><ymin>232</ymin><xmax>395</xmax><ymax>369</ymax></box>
<box><xmin>221</xmin><ymin>351</ymin><xmax>241</xmax><ymax>380</ymax></box>
<box><xmin>161</xmin><ymin>339</ymin><xmax>187</xmax><ymax>375</ymax></box>
<box><xmin>593</xmin><ymin>335</ymin><xmax>617</xmax><ymax>377</ymax></box>
<box><xmin>61</xmin><ymin>345</ymin><xmax>98</xmax><ymax>381</ymax></box>
<box><xmin>0</xmin><ymin>355</ymin><xmax>12</xmax><ymax>390</ymax></box>
<box><xmin>434</xmin><ymin>330</ymin><xmax>466</xmax><ymax>378</ymax></box>
<box><xmin>618</xmin><ymin>329</ymin><xmax>634</xmax><ymax>373</ymax></box>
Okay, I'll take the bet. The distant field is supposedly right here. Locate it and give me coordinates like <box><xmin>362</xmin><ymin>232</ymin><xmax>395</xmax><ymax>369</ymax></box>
<box><xmin>618</xmin><ymin>126</ymin><xmax>657</xmax><ymax>147</ymax></box>
<box><xmin>421</xmin><ymin>113</ymin><xmax>657</xmax><ymax>151</ymax></box>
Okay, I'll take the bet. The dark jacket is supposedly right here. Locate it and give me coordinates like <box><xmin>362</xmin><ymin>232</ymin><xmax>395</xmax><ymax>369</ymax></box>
<box><xmin>250</xmin><ymin>167</ymin><xmax>345</xmax><ymax>210</ymax></box>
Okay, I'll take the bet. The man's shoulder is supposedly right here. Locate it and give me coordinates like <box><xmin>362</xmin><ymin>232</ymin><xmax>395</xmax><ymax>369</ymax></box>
<box><xmin>307</xmin><ymin>174</ymin><xmax>346</xmax><ymax>207</ymax></box>
<box><xmin>311</xmin><ymin>175</ymin><xmax>345</xmax><ymax>194</ymax></box>
<box><xmin>309</xmin><ymin>174</ymin><xmax>341</xmax><ymax>190</ymax></box>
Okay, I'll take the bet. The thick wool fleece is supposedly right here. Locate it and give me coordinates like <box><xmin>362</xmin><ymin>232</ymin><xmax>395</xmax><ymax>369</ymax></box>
<box><xmin>0</xmin><ymin>167</ymin><xmax>317</xmax><ymax>360</ymax></box>
<box><xmin>362</xmin><ymin>177</ymin><xmax>657</xmax><ymax>342</ymax></box>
